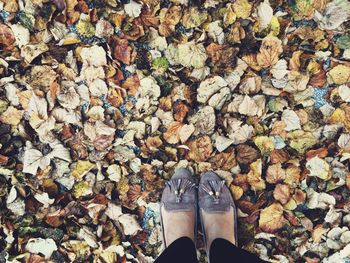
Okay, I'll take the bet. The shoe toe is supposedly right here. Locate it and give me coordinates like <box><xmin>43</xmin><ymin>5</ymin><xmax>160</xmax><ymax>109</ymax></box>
<box><xmin>172</xmin><ymin>167</ymin><xmax>193</xmax><ymax>180</ymax></box>
<box><xmin>200</xmin><ymin>171</ymin><xmax>220</xmax><ymax>183</ymax></box>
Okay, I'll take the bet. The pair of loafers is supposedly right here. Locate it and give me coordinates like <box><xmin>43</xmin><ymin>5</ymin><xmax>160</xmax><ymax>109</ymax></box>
<box><xmin>160</xmin><ymin>168</ymin><xmax>238</xmax><ymax>255</ymax></box>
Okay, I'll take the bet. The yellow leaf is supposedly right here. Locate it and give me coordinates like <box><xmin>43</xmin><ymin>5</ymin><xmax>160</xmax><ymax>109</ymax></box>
<box><xmin>230</xmin><ymin>185</ymin><xmax>243</xmax><ymax>200</ymax></box>
<box><xmin>72</xmin><ymin>160</ymin><xmax>95</xmax><ymax>180</ymax></box>
<box><xmin>254</xmin><ymin>136</ymin><xmax>274</xmax><ymax>155</ymax></box>
<box><xmin>328</xmin><ymin>65</ymin><xmax>350</xmax><ymax>84</ymax></box>
<box><xmin>329</xmin><ymin>108</ymin><xmax>345</xmax><ymax>124</ymax></box>
<box><xmin>259</xmin><ymin>203</ymin><xmax>286</xmax><ymax>233</ymax></box>
<box><xmin>72</xmin><ymin>181</ymin><xmax>90</xmax><ymax>198</ymax></box>
<box><xmin>223</xmin><ymin>4</ymin><xmax>237</xmax><ymax>26</ymax></box>
<box><xmin>312</xmin><ymin>224</ymin><xmax>328</xmax><ymax>243</ymax></box>
<box><xmin>0</xmin><ymin>106</ymin><xmax>24</xmax><ymax>126</ymax></box>
<box><xmin>247</xmin><ymin>159</ymin><xmax>266</xmax><ymax>191</ymax></box>
<box><xmin>29</xmin><ymin>112</ymin><xmax>45</xmax><ymax>129</ymax></box>
<box><xmin>61</xmin><ymin>38</ymin><xmax>81</xmax><ymax>45</ymax></box>
<box><xmin>269</xmin><ymin>16</ymin><xmax>280</xmax><ymax>36</ymax></box>
<box><xmin>283</xmin><ymin>198</ymin><xmax>297</xmax><ymax>210</ymax></box>
<box><xmin>232</xmin><ymin>0</ymin><xmax>252</xmax><ymax>19</ymax></box>
<box><xmin>76</xmin><ymin>18</ymin><xmax>95</xmax><ymax>37</ymax></box>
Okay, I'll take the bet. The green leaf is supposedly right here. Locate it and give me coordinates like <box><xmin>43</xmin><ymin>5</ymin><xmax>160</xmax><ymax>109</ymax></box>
<box><xmin>337</xmin><ymin>33</ymin><xmax>350</xmax><ymax>50</ymax></box>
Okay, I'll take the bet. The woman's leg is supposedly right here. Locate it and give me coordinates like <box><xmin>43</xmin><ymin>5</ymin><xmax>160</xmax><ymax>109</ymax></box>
<box><xmin>154</xmin><ymin>236</ymin><xmax>198</xmax><ymax>263</ymax></box>
<box><xmin>209</xmin><ymin>238</ymin><xmax>267</xmax><ymax>263</ymax></box>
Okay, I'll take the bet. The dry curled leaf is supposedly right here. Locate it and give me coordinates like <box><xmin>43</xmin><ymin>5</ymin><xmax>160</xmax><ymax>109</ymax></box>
<box><xmin>0</xmin><ymin>23</ymin><xmax>15</xmax><ymax>48</ymax></box>
<box><xmin>236</xmin><ymin>144</ymin><xmax>260</xmax><ymax>164</ymax></box>
<box><xmin>163</xmin><ymin>121</ymin><xmax>184</xmax><ymax>144</ymax></box>
<box><xmin>257</xmin><ymin>35</ymin><xmax>283</xmax><ymax>68</ymax></box>
<box><xmin>259</xmin><ymin>203</ymin><xmax>286</xmax><ymax>233</ymax></box>
<box><xmin>186</xmin><ymin>135</ymin><xmax>213</xmax><ymax>162</ymax></box>
<box><xmin>209</xmin><ymin>151</ymin><xmax>236</xmax><ymax>170</ymax></box>
<box><xmin>273</xmin><ymin>184</ymin><xmax>291</xmax><ymax>205</ymax></box>
<box><xmin>266</xmin><ymin>163</ymin><xmax>286</xmax><ymax>184</ymax></box>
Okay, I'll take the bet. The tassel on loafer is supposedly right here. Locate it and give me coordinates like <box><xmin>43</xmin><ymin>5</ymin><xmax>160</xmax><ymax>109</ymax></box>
<box><xmin>198</xmin><ymin>171</ymin><xmax>238</xmax><ymax>260</ymax></box>
<box><xmin>160</xmin><ymin>168</ymin><xmax>198</xmax><ymax>248</ymax></box>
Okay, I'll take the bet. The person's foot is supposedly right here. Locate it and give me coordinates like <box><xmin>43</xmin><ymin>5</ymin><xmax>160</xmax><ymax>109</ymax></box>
<box><xmin>198</xmin><ymin>171</ymin><xmax>237</xmax><ymax>252</ymax></box>
<box><xmin>160</xmin><ymin>168</ymin><xmax>197</xmax><ymax>247</ymax></box>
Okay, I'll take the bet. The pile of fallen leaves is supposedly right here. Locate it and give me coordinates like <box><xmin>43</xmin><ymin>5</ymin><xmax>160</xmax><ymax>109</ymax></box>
<box><xmin>1</xmin><ymin>0</ymin><xmax>350</xmax><ymax>262</ymax></box>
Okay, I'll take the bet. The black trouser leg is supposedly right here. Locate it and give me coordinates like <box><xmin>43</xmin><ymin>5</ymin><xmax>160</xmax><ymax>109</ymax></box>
<box><xmin>155</xmin><ymin>236</ymin><xmax>198</xmax><ymax>263</ymax></box>
<box><xmin>209</xmin><ymin>238</ymin><xmax>268</xmax><ymax>263</ymax></box>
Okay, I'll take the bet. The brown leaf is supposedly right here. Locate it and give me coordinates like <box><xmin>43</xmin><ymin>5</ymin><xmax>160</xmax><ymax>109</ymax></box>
<box><xmin>270</xmin><ymin>121</ymin><xmax>287</xmax><ymax>138</ymax></box>
<box><xmin>159</xmin><ymin>6</ymin><xmax>182</xmax><ymax>37</ymax></box>
<box><xmin>266</xmin><ymin>163</ymin><xmax>286</xmax><ymax>184</ymax></box>
<box><xmin>209</xmin><ymin>151</ymin><xmax>237</xmax><ymax>170</ymax></box>
<box><xmin>306</xmin><ymin>147</ymin><xmax>328</xmax><ymax>160</ymax></box>
<box><xmin>186</xmin><ymin>135</ymin><xmax>213</xmax><ymax>162</ymax></box>
<box><xmin>206</xmin><ymin>43</ymin><xmax>238</xmax><ymax>69</ymax></box>
<box><xmin>284</xmin><ymin>210</ymin><xmax>299</xmax><ymax>226</ymax></box>
<box><xmin>127</xmin><ymin>184</ymin><xmax>143</xmax><ymax>203</ymax></box>
<box><xmin>346</xmin><ymin>173</ymin><xmax>350</xmax><ymax>190</ymax></box>
<box><xmin>273</xmin><ymin>184</ymin><xmax>291</xmax><ymax>204</ymax></box>
<box><xmin>293</xmin><ymin>188</ymin><xmax>306</xmax><ymax>204</ymax></box>
<box><xmin>173</xmin><ymin>100</ymin><xmax>190</xmax><ymax>122</ymax></box>
<box><xmin>270</xmin><ymin>149</ymin><xmax>290</xmax><ymax>164</ymax></box>
<box><xmin>108</xmin><ymin>88</ymin><xmax>124</xmax><ymax>107</ymax></box>
<box><xmin>146</xmin><ymin>136</ymin><xmax>163</xmax><ymax>152</ymax></box>
<box><xmin>163</xmin><ymin>121</ymin><xmax>184</xmax><ymax>144</ymax></box>
<box><xmin>236</xmin><ymin>144</ymin><xmax>260</xmax><ymax>164</ymax></box>
<box><xmin>0</xmin><ymin>154</ymin><xmax>9</xmax><ymax>165</ymax></box>
<box><xmin>309</xmin><ymin>69</ymin><xmax>326</xmax><ymax>87</ymax></box>
<box><xmin>3</xmin><ymin>0</ymin><xmax>18</xmax><ymax>12</ymax></box>
<box><xmin>123</xmin><ymin>19</ymin><xmax>145</xmax><ymax>41</ymax></box>
<box><xmin>0</xmin><ymin>23</ymin><xmax>15</xmax><ymax>48</ymax></box>
<box><xmin>259</xmin><ymin>203</ymin><xmax>286</xmax><ymax>233</ymax></box>
<box><xmin>140</xmin><ymin>8</ymin><xmax>160</xmax><ymax>27</ymax></box>
<box><xmin>232</xmin><ymin>174</ymin><xmax>249</xmax><ymax>191</ymax></box>
<box><xmin>66</xmin><ymin>0</ymin><xmax>80</xmax><ymax>24</ymax></box>
<box><xmin>242</xmin><ymin>53</ymin><xmax>261</xmax><ymax>71</ymax></box>
<box><xmin>285</xmin><ymin>164</ymin><xmax>301</xmax><ymax>186</ymax></box>
<box><xmin>122</xmin><ymin>74</ymin><xmax>140</xmax><ymax>96</ymax></box>
<box><xmin>289</xmin><ymin>50</ymin><xmax>303</xmax><ymax>71</ymax></box>
<box><xmin>114</xmin><ymin>39</ymin><xmax>133</xmax><ymax>65</ymax></box>
<box><xmin>227</xmin><ymin>22</ymin><xmax>246</xmax><ymax>44</ymax></box>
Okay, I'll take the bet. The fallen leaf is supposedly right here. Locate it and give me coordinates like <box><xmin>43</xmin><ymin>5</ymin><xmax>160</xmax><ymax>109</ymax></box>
<box><xmin>236</xmin><ymin>144</ymin><xmax>260</xmax><ymax>164</ymax></box>
<box><xmin>306</xmin><ymin>157</ymin><xmax>331</xmax><ymax>180</ymax></box>
<box><xmin>257</xmin><ymin>35</ymin><xmax>283</xmax><ymax>68</ymax></box>
<box><xmin>259</xmin><ymin>203</ymin><xmax>286</xmax><ymax>233</ymax></box>
<box><xmin>233</xmin><ymin>0</ymin><xmax>252</xmax><ymax>19</ymax></box>
<box><xmin>328</xmin><ymin>64</ymin><xmax>350</xmax><ymax>85</ymax></box>
<box><xmin>273</xmin><ymin>184</ymin><xmax>291</xmax><ymax>205</ymax></box>
<box><xmin>247</xmin><ymin>159</ymin><xmax>266</xmax><ymax>191</ymax></box>
<box><xmin>163</xmin><ymin>121</ymin><xmax>184</xmax><ymax>144</ymax></box>
<box><xmin>0</xmin><ymin>23</ymin><xmax>15</xmax><ymax>48</ymax></box>
<box><xmin>266</xmin><ymin>163</ymin><xmax>286</xmax><ymax>184</ymax></box>
<box><xmin>186</xmin><ymin>135</ymin><xmax>213</xmax><ymax>162</ymax></box>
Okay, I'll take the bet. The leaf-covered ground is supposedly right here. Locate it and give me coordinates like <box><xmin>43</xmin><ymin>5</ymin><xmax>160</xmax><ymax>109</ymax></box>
<box><xmin>1</xmin><ymin>0</ymin><xmax>350</xmax><ymax>262</ymax></box>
